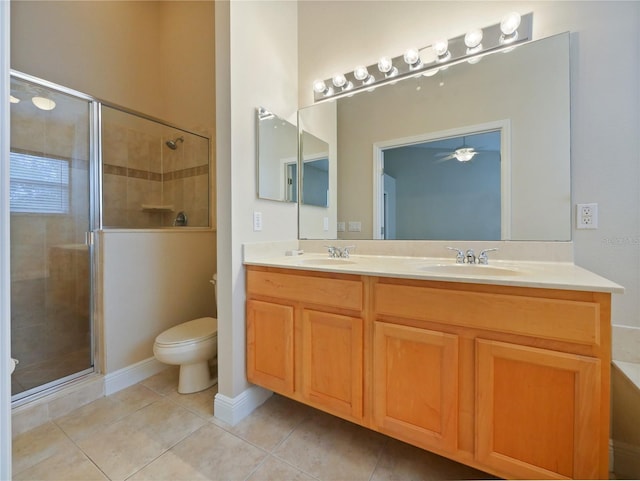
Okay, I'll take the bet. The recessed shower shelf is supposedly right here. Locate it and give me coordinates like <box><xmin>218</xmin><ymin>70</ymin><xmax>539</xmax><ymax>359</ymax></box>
<box><xmin>141</xmin><ymin>204</ymin><xmax>174</xmax><ymax>212</ymax></box>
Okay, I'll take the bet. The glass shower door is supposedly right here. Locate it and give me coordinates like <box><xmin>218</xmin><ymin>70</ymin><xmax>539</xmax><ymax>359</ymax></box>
<box><xmin>9</xmin><ymin>75</ymin><xmax>94</xmax><ymax>400</ymax></box>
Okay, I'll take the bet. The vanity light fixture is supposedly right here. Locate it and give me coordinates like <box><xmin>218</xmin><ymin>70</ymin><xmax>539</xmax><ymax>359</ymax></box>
<box><xmin>499</xmin><ymin>12</ymin><xmax>521</xmax><ymax>44</ymax></box>
<box><xmin>353</xmin><ymin>65</ymin><xmax>374</xmax><ymax>85</ymax></box>
<box><xmin>403</xmin><ymin>48</ymin><xmax>423</xmax><ymax>70</ymax></box>
<box><xmin>332</xmin><ymin>73</ymin><xmax>353</xmax><ymax>92</ymax></box>
<box><xmin>9</xmin><ymin>95</ymin><xmax>20</xmax><ymax>104</ymax></box>
<box><xmin>377</xmin><ymin>56</ymin><xmax>398</xmax><ymax>78</ymax></box>
<box><xmin>464</xmin><ymin>29</ymin><xmax>484</xmax><ymax>53</ymax></box>
<box><xmin>31</xmin><ymin>96</ymin><xmax>56</xmax><ymax>111</ymax></box>
<box><xmin>433</xmin><ymin>39</ymin><xmax>451</xmax><ymax>62</ymax></box>
<box><xmin>312</xmin><ymin>12</ymin><xmax>532</xmax><ymax>102</ymax></box>
<box><xmin>313</xmin><ymin>79</ymin><xmax>333</xmax><ymax>97</ymax></box>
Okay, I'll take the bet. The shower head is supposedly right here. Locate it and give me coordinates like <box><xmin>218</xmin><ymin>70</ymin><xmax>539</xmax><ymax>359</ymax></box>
<box><xmin>166</xmin><ymin>136</ymin><xmax>184</xmax><ymax>150</ymax></box>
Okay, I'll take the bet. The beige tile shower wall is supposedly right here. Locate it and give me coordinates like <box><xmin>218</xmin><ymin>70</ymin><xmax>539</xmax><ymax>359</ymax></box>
<box><xmin>103</xmin><ymin>120</ymin><xmax>165</xmax><ymax>228</ymax></box>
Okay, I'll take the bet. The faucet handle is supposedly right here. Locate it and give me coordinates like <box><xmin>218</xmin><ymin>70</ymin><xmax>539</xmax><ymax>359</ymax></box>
<box><xmin>324</xmin><ymin>245</ymin><xmax>338</xmax><ymax>258</ymax></box>
<box><xmin>478</xmin><ymin>248</ymin><xmax>498</xmax><ymax>265</ymax></box>
<box><xmin>446</xmin><ymin>247</ymin><xmax>465</xmax><ymax>264</ymax></box>
<box><xmin>342</xmin><ymin>245</ymin><xmax>356</xmax><ymax>258</ymax></box>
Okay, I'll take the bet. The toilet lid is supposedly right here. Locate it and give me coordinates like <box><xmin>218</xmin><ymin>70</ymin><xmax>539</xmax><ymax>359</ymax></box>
<box><xmin>155</xmin><ymin>317</ymin><xmax>218</xmax><ymax>346</ymax></box>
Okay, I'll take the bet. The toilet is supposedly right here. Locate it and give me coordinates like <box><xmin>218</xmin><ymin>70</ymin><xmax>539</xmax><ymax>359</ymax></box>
<box><xmin>153</xmin><ymin>276</ymin><xmax>218</xmax><ymax>394</ymax></box>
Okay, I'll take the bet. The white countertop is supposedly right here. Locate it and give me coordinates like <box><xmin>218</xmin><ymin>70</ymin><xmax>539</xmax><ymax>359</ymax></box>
<box><xmin>244</xmin><ymin>253</ymin><xmax>624</xmax><ymax>294</ymax></box>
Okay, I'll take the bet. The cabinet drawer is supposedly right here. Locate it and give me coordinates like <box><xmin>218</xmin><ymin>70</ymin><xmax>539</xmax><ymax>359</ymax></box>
<box><xmin>247</xmin><ymin>269</ymin><xmax>363</xmax><ymax>311</ymax></box>
<box><xmin>375</xmin><ymin>283</ymin><xmax>600</xmax><ymax>346</ymax></box>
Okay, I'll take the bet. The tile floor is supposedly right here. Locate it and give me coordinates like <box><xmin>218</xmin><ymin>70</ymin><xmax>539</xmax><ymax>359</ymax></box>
<box><xmin>12</xmin><ymin>367</ymin><xmax>494</xmax><ymax>481</ymax></box>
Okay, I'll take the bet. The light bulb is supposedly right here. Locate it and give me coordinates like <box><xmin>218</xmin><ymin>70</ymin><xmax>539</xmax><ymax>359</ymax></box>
<box><xmin>433</xmin><ymin>39</ymin><xmax>449</xmax><ymax>57</ymax></box>
<box><xmin>353</xmin><ymin>65</ymin><xmax>374</xmax><ymax>84</ymax></box>
<box><xmin>464</xmin><ymin>29</ymin><xmax>483</xmax><ymax>49</ymax></box>
<box><xmin>313</xmin><ymin>79</ymin><xmax>328</xmax><ymax>94</ymax></box>
<box><xmin>10</xmin><ymin>95</ymin><xmax>20</xmax><ymax>104</ymax></box>
<box><xmin>332</xmin><ymin>74</ymin><xmax>347</xmax><ymax>88</ymax></box>
<box><xmin>377</xmin><ymin>56</ymin><xmax>393</xmax><ymax>73</ymax></box>
<box><xmin>500</xmin><ymin>12</ymin><xmax>521</xmax><ymax>36</ymax></box>
<box><xmin>32</xmin><ymin>96</ymin><xmax>56</xmax><ymax>111</ymax></box>
<box><xmin>403</xmin><ymin>48</ymin><xmax>422</xmax><ymax>68</ymax></box>
<box><xmin>353</xmin><ymin>65</ymin><xmax>369</xmax><ymax>81</ymax></box>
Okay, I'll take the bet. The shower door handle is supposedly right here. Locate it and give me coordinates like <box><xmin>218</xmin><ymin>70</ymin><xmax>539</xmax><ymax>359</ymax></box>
<box><xmin>85</xmin><ymin>231</ymin><xmax>95</xmax><ymax>246</ymax></box>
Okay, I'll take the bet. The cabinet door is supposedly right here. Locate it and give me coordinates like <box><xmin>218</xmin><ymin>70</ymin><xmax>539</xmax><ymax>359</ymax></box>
<box><xmin>476</xmin><ymin>339</ymin><xmax>601</xmax><ymax>479</ymax></box>
<box><xmin>246</xmin><ymin>299</ymin><xmax>294</xmax><ymax>394</ymax></box>
<box><xmin>301</xmin><ymin>309</ymin><xmax>363</xmax><ymax>419</ymax></box>
<box><xmin>373</xmin><ymin>321</ymin><xmax>459</xmax><ymax>454</ymax></box>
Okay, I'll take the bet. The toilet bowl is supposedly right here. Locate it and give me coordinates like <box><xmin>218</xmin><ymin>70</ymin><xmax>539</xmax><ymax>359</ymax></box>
<box><xmin>153</xmin><ymin>316</ymin><xmax>218</xmax><ymax>394</ymax></box>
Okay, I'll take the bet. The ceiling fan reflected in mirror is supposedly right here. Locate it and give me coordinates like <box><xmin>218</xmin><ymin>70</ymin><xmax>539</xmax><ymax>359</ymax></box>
<box><xmin>435</xmin><ymin>132</ymin><xmax>495</xmax><ymax>162</ymax></box>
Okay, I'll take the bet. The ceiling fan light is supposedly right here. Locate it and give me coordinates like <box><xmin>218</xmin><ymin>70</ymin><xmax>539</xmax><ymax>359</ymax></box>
<box><xmin>454</xmin><ymin>148</ymin><xmax>477</xmax><ymax>162</ymax></box>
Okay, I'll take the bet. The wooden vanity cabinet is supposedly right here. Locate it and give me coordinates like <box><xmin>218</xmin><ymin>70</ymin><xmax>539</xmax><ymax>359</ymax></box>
<box><xmin>373</xmin><ymin>276</ymin><xmax>610</xmax><ymax>480</ymax></box>
<box><xmin>246</xmin><ymin>266</ymin><xmax>612</xmax><ymax>480</ymax></box>
<box><xmin>372</xmin><ymin>321</ymin><xmax>459</xmax><ymax>454</ymax></box>
<box><xmin>246</xmin><ymin>266</ymin><xmax>365</xmax><ymax>422</ymax></box>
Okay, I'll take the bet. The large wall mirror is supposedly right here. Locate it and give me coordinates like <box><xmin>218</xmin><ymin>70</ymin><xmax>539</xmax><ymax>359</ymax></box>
<box><xmin>298</xmin><ymin>32</ymin><xmax>571</xmax><ymax>241</ymax></box>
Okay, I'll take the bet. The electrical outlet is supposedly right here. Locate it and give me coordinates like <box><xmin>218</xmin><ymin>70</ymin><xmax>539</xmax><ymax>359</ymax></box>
<box><xmin>323</xmin><ymin>217</ymin><xmax>329</xmax><ymax>231</ymax></box>
<box><xmin>253</xmin><ymin>211</ymin><xmax>263</xmax><ymax>231</ymax></box>
<box><xmin>576</xmin><ymin>203</ymin><xmax>598</xmax><ymax>229</ymax></box>
<box><xmin>337</xmin><ymin>222</ymin><xmax>346</xmax><ymax>232</ymax></box>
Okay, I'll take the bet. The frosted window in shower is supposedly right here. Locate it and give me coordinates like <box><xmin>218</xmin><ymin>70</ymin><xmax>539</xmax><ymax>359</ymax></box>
<box><xmin>9</xmin><ymin>152</ymin><xmax>70</xmax><ymax>214</ymax></box>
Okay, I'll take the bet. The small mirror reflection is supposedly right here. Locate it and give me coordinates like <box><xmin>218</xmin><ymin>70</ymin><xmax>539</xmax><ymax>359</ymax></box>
<box><xmin>256</xmin><ymin>107</ymin><xmax>298</xmax><ymax>202</ymax></box>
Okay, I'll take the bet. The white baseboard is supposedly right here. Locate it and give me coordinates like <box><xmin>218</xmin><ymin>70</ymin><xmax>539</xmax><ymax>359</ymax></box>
<box><xmin>104</xmin><ymin>357</ymin><xmax>167</xmax><ymax>395</ymax></box>
<box><xmin>214</xmin><ymin>384</ymin><xmax>272</xmax><ymax>426</ymax></box>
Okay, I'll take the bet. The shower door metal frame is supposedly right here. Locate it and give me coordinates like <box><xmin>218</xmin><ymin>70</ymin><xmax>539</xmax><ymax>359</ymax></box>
<box><xmin>9</xmin><ymin>70</ymin><xmax>101</xmax><ymax>405</ymax></box>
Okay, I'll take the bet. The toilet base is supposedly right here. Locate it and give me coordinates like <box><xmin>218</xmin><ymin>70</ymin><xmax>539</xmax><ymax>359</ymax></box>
<box><xmin>178</xmin><ymin>361</ymin><xmax>217</xmax><ymax>394</ymax></box>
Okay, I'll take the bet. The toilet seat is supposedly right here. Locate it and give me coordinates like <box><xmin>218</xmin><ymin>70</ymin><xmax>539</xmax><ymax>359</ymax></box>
<box><xmin>155</xmin><ymin>317</ymin><xmax>217</xmax><ymax>347</ymax></box>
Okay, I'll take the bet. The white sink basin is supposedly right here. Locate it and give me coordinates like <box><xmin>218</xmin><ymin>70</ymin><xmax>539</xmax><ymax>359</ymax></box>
<box><xmin>418</xmin><ymin>263</ymin><xmax>521</xmax><ymax>277</ymax></box>
<box><xmin>296</xmin><ymin>258</ymin><xmax>357</xmax><ymax>266</ymax></box>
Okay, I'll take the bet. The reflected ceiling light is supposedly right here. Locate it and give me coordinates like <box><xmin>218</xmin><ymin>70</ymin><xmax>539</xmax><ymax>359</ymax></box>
<box><xmin>32</xmin><ymin>96</ymin><xmax>56</xmax><ymax>111</ymax></box>
<box><xmin>500</xmin><ymin>12</ymin><xmax>521</xmax><ymax>44</ymax></box>
<box><xmin>312</xmin><ymin>12</ymin><xmax>531</xmax><ymax>102</ymax></box>
<box><xmin>10</xmin><ymin>95</ymin><xmax>20</xmax><ymax>104</ymax></box>
<box><xmin>403</xmin><ymin>48</ymin><xmax>422</xmax><ymax>70</ymax></box>
<box><xmin>377</xmin><ymin>57</ymin><xmax>398</xmax><ymax>78</ymax></box>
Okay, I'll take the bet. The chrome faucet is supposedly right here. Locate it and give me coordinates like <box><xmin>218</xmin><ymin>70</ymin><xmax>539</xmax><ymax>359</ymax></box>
<box><xmin>446</xmin><ymin>247</ymin><xmax>465</xmax><ymax>264</ymax></box>
<box><xmin>478</xmin><ymin>248</ymin><xmax>499</xmax><ymax>265</ymax></box>
<box><xmin>325</xmin><ymin>245</ymin><xmax>355</xmax><ymax>258</ymax></box>
<box><xmin>465</xmin><ymin>249</ymin><xmax>476</xmax><ymax>264</ymax></box>
<box><xmin>446</xmin><ymin>247</ymin><xmax>498</xmax><ymax>264</ymax></box>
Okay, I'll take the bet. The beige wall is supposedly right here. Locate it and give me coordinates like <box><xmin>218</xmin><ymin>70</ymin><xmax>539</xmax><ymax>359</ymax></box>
<box><xmin>11</xmin><ymin>1</ymin><xmax>217</xmax><ymax>375</ymax></box>
<box><xmin>216</xmin><ymin>0</ymin><xmax>298</xmax><ymax>400</ymax></box>
<box><xmin>100</xmin><ymin>231</ymin><xmax>216</xmax><ymax>372</ymax></box>
<box><xmin>298</xmin><ymin>1</ymin><xmax>640</xmax><ymax>333</ymax></box>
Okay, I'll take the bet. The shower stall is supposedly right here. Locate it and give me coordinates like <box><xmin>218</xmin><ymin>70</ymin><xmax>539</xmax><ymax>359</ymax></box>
<box><xmin>9</xmin><ymin>72</ymin><xmax>210</xmax><ymax>402</ymax></box>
